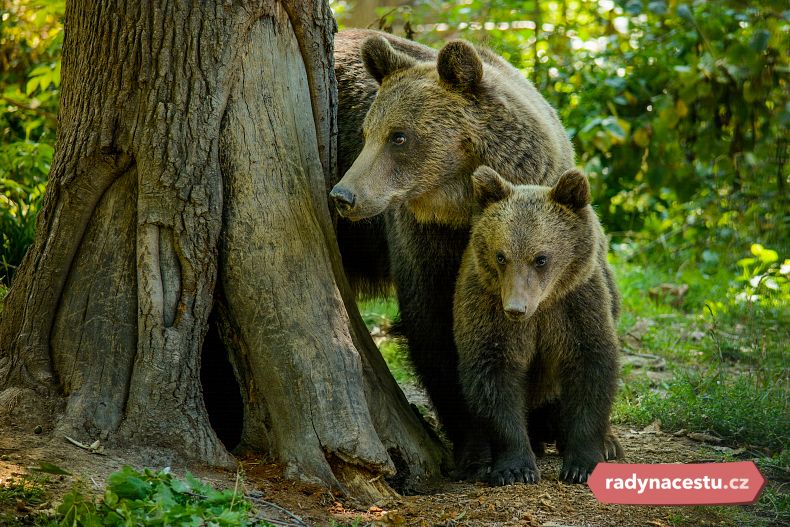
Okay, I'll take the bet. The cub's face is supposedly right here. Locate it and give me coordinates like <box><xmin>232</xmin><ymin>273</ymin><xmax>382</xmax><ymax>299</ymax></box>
<box><xmin>330</xmin><ymin>36</ymin><xmax>485</xmax><ymax>225</ymax></box>
<box><xmin>470</xmin><ymin>166</ymin><xmax>594</xmax><ymax>320</ymax></box>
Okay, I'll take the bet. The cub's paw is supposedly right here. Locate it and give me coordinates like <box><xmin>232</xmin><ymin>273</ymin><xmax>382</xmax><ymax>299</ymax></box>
<box><xmin>604</xmin><ymin>432</ymin><xmax>624</xmax><ymax>461</ymax></box>
<box><xmin>489</xmin><ymin>454</ymin><xmax>540</xmax><ymax>486</ymax></box>
<box><xmin>560</xmin><ymin>453</ymin><xmax>601</xmax><ymax>484</ymax></box>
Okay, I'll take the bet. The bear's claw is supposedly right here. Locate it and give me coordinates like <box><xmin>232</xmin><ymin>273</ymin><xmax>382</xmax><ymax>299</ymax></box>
<box><xmin>560</xmin><ymin>464</ymin><xmax>591</xmax><ymax>484</ymax></box>
<box><xmin>489</xmin><ymin>458</ymin><xmax>540</xmax><ymax>486</ymax></box>
<box><xmin>604</xmin><ymin>433</ymin><xmax>624</xmax><ymax>460</ymax></box>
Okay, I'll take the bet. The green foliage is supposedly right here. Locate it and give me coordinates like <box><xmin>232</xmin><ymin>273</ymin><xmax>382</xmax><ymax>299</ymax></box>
<box><xmin>0</xmin><ymin>475</ymin><xmax>55</xmax><ymax>527</ymax></box>
<box><xmin>640</xmin><ymin>372</ymin><xmax>788</xmax><ymax>451</ymax></box>
<box><xmin>612</xmin><ymin>253</ymin><xmax>788</xmax><ymax>450</ymax></box>
<box><xmin>0</xmin><ymin>476</ymin><xmax>47</xmax><ymax>508</ymax></box>
<box><xmin>369</xmin><ymin>0</ymin><xmax>789</xmax><ymax>268</ymax></box>
<box><xmin>611</xmin><ymin>251</ymin><xmax>787</xmax><ymax>524</ymax></box>
<box><xmin>51</xmin><ymin>467</ymin><xmax>274</xmax><ymax>527</ymax></box>
<box><xmin>358</xmin><ymin>298</ymin><xmax>416</xmax><ymax>383</ymax></box>
<box><xmin>0</xmin><ymin>0</ymin><xmax>63</xmax><ymax>285</ymax></box>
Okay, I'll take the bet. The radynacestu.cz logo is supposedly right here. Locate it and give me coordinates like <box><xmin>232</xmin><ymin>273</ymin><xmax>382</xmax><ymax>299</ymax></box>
<box><xmin>588</xmin><ymin>461</ymin><xmax>766</xmax><ymax>505</ymax></box>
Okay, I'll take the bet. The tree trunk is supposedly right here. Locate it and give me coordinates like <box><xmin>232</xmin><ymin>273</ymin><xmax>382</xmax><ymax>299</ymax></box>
<box><xmin>0</xmin><ymin>0</ymin><xmax>444</xmax><ymax>501</ymax></box>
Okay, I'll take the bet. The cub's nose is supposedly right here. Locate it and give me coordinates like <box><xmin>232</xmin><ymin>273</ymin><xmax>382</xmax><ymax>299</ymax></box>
<box><xmin>330</xmin><ymin>186</ymin><xmax>356</xmax><ymax>215</ymax></box>
<box><xmin>504</xmin><ymin>304</ymin><xmax>527</xmax><ymax>320</ymax></box>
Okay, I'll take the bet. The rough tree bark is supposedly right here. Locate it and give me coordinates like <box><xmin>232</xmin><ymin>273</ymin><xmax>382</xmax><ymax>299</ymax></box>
<box><xmin>0</xmin><ymin>0</ymin><xmax>444</xmax><ymax>500</ymax></box>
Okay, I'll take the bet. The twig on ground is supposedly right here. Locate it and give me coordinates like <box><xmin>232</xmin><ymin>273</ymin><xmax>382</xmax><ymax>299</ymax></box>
<box><xmin>247</xmin><ymin>492</ymin><xmax>311</xmax><ymax>527</ymax></box>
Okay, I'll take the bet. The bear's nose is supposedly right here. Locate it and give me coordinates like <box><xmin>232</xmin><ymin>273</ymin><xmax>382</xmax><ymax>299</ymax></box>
<box><xmin>330</xmin><ymin>186</ymin><xmax>356</xmax><ymax>215</ymax></box>
<box><xmin>504</xmin><ymin>304</ymin><xmax>527</xmax><ymax>319</ymax></box>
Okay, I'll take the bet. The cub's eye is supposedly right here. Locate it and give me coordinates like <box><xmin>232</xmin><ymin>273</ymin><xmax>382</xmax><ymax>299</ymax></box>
<box><xmin>495</xmin><ymin>251</ymin><xmax>507</xmax><ymax>265</ymax></box>
<box><xmin>391</xmin><ymin>132</ymin><xmax>407</xmax><ymax>146</ymax></box>
<box><xmin>535</xmin><ymin>255</ymin><xmax>548</xmax><ymax>268</ymax></box>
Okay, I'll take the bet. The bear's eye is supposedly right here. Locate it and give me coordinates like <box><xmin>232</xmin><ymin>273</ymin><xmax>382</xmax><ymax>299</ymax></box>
<box><xmin>535</xmin><ymin>255</ymin><xmax>548</xmax><ymax>268</ymax></box>
<box><xmin>495</xmin><ymin>251</ymin><xmax>507</xmax><ymax>265</ymax></box>
<box><xmin>391</xmin><ymin>132</ymin><xmax>407</xmax><ymax>146</ymax></box>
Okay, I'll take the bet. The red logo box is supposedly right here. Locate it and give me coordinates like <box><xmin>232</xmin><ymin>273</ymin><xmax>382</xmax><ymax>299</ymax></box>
<box><xmin>588</xmin><ymin>461</ymin><xmax>766</xmax><ymax>505</ymax></box>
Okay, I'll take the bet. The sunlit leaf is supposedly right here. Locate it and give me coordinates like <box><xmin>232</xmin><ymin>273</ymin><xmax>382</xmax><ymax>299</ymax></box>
<box><xmin>750</xmin><ymin>29</ymin><xmax>770</xmax><ymax>52</ymax></box>
<box><xmin>25</xmin><ymin>77</ymin><xmax>39</xmax><ymax>95</ymax></box>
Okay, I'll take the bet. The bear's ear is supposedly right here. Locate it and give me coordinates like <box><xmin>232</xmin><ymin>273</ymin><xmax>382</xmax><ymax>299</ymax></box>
<box><xmin>472</xmin><ymin>166</ymin><xmax>513</xmax><ymax>208</ymax></box>
<box><xmin>437</xmin><ymin>40</ymin><xmax>483</xmax><ymax>93</ymax></box>
<box><xmin>361</xmin><ymin>36</ymin><xmax>417</xmax><ymax>85</ymax></box>
<box><xmin>549</xmin><ymin>168</ymin><xmax>591</xmax><ymax>211</ymax></box>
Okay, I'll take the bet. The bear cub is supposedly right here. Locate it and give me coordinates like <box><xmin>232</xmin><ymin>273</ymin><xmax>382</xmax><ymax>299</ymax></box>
<box><xmin>454</xmin><ymin>166</ymin><xmax>622</xmax><ymax>485</ymax></box>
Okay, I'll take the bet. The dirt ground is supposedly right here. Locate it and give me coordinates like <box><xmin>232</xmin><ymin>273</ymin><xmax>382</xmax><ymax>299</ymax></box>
<box><xmin>2</xmin><ymin>407</ymin><xmax>780</xmax><ymax>527</ymax></box>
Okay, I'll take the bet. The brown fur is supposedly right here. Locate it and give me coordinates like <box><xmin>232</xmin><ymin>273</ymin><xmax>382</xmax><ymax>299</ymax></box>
<box><xmin>454</xmin><ymin>166</ymin><xmax>623</xmax><ymax>485</ymax></box>
<box><xmin>333</xmin><ymin>31</ymin><xmax>437</xmax><ymax>297</ymax></box>
<box><xmin>331</xmin><ymin>30</ymin><xmax>602</xmax><ymax>477</ymax></box>
<box><xmin>332</xmin><ymin>32</ymin><xmax>574</xmax><ymax>226</ymax></box>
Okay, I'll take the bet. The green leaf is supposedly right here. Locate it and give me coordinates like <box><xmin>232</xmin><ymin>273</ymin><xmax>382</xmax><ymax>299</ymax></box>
<box><xmin>702</xmin><ymin>250</ymin><xmax>719</xmax><ymax>264</ymax></box>
<box><xmin>169</xmin><ymin>477</ymin><xmax>190</xmax><ymax>494</ymax></box>
<box><xmin>29</xmin><ymin>64</ymin><xmax>52</xmax><ymax>76</ymax></box>
<box><xmin>625</xmin><ymin>0</ymin><xmax>642</xmax><ymax>15</ymax></box>
<box><xmin>633</xmin><ymin>127</ymin><xmax>651</xmax><ymax>147</ymax></box>
<box><xmin>108</xmin><ymin>466</ymin><xmax>151</xmax><ymax>500</ymax></box>
<box><xmin>676</xmin><ymin>4</ymin><xmax>693</xmax><ymax>22</ymax></box>
<box><xmin>648</xmin><ymin>1</ymin><xmax>667</xmax><ymax>15</ymax></box>
<box><xmin>602</xmin><ymin>117</ymin><xmax>627</xmax><ymax>141</ymax></box>
<box><xmin>750</xmin><ymin>29</ymin><xmax>770</xmax><ymax>53</ymax></box>
<box><xmin>758</xmin><ymin>249</ymin><xmax>779</xmax><ymax>264</ymax></box>
<box><xmin>25</xmin><ymin>77</ymin><xmax>40</xmax><ymax>96</ymax></box>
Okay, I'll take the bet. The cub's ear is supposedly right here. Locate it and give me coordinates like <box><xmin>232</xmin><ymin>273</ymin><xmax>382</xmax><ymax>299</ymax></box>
<box><xmin>361</xmin><ymin>36</ymin><xmax>417</xmax><ymax>84</ymax></box>
<box><xmin>549</xmin><ymin>168</ymin><xmax>591</xmax><ymax>211</ymax></box>
<box><xmin>437</xmin><ymin>40</ymin><xmax>483</xmax><ymax>93</ymax></box>
<box><xmin>472</xmin><ymin>166</ymin><xmax>513</xmax><ymax>208</ymax></box>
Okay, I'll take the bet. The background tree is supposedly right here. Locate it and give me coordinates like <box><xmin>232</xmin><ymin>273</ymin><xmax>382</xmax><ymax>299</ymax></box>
<box><xmin>0</xmin><ymin>0</ymin><xmax>444</xmax><ymax>501</ymax></box>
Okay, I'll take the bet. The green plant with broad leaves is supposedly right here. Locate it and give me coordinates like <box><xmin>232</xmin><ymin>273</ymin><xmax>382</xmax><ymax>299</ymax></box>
<box><xmin>53</xmin><ymin>466</ymin><xmax>274</xmax><ymax>527</ymax></box>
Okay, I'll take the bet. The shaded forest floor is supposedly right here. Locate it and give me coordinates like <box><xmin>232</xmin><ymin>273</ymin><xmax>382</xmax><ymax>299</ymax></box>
<box><xmin>0</xmin><ymin>395</ymin><xmax>783</xmax><ymax>527</ymax></box>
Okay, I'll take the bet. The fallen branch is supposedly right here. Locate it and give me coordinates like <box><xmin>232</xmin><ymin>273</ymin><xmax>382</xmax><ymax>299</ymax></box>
<box><xmin>246</xmin><ymin>491</ymin><xmax>311</xmax><ymax>527</ymax></box>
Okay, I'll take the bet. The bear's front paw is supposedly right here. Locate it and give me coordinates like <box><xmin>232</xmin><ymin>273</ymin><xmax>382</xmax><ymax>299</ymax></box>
<box><xmin>560</xmin><ymin>452</ymin><xmax>602</xmax><ymax>484</ymax></box>
<box><xmin>489</xmin><ymin>453</ymin><xmax>540</xmax><ymax>486</ymax></box>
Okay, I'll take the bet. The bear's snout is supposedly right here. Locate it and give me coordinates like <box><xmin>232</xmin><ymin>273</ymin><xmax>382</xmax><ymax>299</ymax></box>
<box><xmin>330</xmin><ymin>186</ymin><xmax>356</xmax><ymax>216</ymax></box>
<box><xmin>503</xmin><ymin>304</ymin><xmax>528</xmax><ymax>320</ymax></box>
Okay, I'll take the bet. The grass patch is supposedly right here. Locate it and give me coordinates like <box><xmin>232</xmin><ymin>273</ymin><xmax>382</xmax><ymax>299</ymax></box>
<box><xmin>0</xmin><ymin>476</ymin><xmax>51</xmax><ymax>527</ymax></box>
<box><xmin>640</xmin><ymin>372</ymin><xmax>788</xmax><ymax>451</ymax></box>
<box><xmin>378</xmin><ymin>340</ymin><xmax>415</xmax><ymax>384</ymax></box>
<box><xmin>0</xmin><ymin>476</ymin><xmax>47</xmax><ymax>508</ymax></box>
<box><xmin>613</xmin><ymin>252</ymin><xmax>789</xmax><ymax>525</ymax></box>
<box><xmin>613</xmin><ymin>252</ymin><xmax>789</xmax><ymax>449</ymax></box>
<box><xmin>358</xmin><ymin>297</ymin><xmax>399</xmax><ymax>329</ymax></box>
<box><xmin>358</xmin><ymin>297</ymin><xmax>416</xmax><ymax>384</ymax></box>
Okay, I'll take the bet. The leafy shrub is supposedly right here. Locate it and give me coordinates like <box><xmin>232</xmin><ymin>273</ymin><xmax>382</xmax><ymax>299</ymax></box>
<box><xmin>54</xmin><ymin>466</ymin><xmax>272</xmax><ymax>527</ymax></box>
<box><xmin>0</xmin><ymin>0</ymin><xmax>62</xmax><ymax>285</ymax></box>
<box><xmin>404</xmin><ymin>0</ymin><xmax>789</xmax><ymax>267</ymax></box>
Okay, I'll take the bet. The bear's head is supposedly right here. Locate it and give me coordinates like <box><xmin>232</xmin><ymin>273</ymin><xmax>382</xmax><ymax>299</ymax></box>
<box><xmin>330</xmin><ymin>36</ymin><xmax>486</xmax><ymax>225</ymax></box>
<box><xmin>468</xmin><ymin>165</ymin><xmax>598</xmax><ymax>320</ymax></box>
